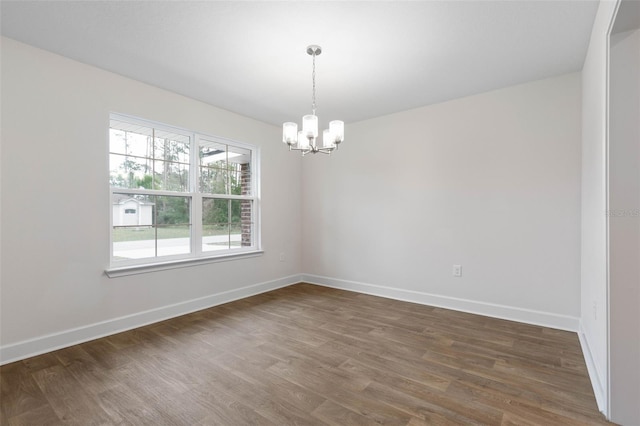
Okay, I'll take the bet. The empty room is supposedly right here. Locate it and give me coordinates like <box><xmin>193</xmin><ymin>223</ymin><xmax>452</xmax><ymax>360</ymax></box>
<box><xmin>1</xmin><ymin>1</ymin><xmax>638</xmax><ymax>425</ymax></box>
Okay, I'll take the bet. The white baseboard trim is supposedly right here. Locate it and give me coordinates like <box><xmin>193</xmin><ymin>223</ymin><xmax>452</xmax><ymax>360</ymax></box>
<box><xmin>302</xmin><ymin>274</ymin><xmax>580</xmax><ymax>332</ymax></box>
<box><xmin>0</xmin><ymin>274</ymin><xmax>302</xmax><ymax>365</ymax></box>
<box><xmin>578</xmin><ymin>321</ymin><xmax>608</xmax><ymax>416</ymax></box>
<box><xmin>0</xmin><ymin>273</ymin><xmax>583</xmax><ymax>365</ymax></box>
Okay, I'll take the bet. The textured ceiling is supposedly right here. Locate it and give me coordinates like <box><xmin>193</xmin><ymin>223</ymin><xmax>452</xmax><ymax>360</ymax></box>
<box><xmin>1</xmin><ymin>1</ymin><xmax>599</xmax><ymax>127</ymax></box>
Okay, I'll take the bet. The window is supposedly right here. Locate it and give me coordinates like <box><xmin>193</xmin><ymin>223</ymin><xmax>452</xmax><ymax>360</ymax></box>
<box><xmin>109</xmin><ymin>113</ymin><xmax>259</xmax><ymax>270</ymax></box>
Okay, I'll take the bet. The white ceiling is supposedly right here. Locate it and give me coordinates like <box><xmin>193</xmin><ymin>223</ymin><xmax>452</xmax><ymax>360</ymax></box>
<box><xmin>1</xmin><ymin>1</ymin><xmax>599</xmax><ymax>126</ymax></box>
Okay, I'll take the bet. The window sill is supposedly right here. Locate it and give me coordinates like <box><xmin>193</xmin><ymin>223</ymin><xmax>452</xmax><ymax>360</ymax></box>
<box><xmin>105</xmin><ymin>250</ymin><xmax>264</xmax><ymax>278</ymax></box>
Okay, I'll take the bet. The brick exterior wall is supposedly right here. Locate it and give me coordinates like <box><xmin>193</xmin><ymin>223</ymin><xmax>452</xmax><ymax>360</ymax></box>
<box><xmin>240</xmin><ymin>162</ymin><xmax>252</xmax><ymax>246</ymax></box>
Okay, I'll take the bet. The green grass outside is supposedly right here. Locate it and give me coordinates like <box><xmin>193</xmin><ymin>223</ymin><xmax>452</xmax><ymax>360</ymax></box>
<box><xmin>113</xmin><ymin>225</ymin><xmax>241</xmax><ymax>242</ymax></box>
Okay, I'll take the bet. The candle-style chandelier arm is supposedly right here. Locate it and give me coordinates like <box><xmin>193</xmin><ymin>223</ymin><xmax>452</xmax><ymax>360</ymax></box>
<box><xmin>288</xmin><ymin>141</ymin><xmax>338</xmax><ymax>156</ymax></box>
<box><xmin>282</xmin><ymin>45</ymin><xmax>344</xmax><ymax>156</ymax></box>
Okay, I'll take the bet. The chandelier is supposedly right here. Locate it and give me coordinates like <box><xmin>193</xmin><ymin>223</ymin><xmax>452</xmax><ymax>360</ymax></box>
<box><xmin>282</xmin><ymin>45</ymin><xmax>344</xmax><ymax>155</ymax></box>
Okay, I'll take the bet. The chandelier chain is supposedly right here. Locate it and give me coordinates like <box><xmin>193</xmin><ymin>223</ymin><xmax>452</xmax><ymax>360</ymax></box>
<box><xmin>311</xmin><ymin>51</ymin><xmax>317</xmax><ymax>115</ymax></box>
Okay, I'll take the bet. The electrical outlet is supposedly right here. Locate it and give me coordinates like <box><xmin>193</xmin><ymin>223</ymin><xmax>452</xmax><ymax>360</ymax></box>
<box><xmin>453</xmin><ymin>264</ymin><xmax>462</xmax><ymax>277</ymax></box>
<box><xmin>279</xmin><ymin>252</ymin><xmax>286</xmax><ymax>262</ymax></box>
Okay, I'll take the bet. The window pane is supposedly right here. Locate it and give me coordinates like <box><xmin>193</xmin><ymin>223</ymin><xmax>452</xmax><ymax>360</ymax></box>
<box><xmin>202</xmin><ymin>198</ymin><xmax>228</xmax><ymax>224</ymax></box>
<box><xmin>157</xmin><ymin>225</ymin><xmax>191</xmax><ymax>257</ymax></box>
<box><xmin>112</xmin><ymin>227</ymin><xmax>156</xmax><ymax>260</ymax></box>
<box><xmin>202</xmin><ymin>224</ymin><xmax>230</xmax><ymax>252</ymax></box>
<box><xmin>153</xmin><ymin>160</ymin><xmax>189</xmax><ymax>192</ymax></box>
<box><xmin>200</xmin><ymin>140</ymin><xmax>230</xmax><ymax>194</ymax></box>
<box><xmin>228</xmin><ymin>164</ymin><xmax>242</xmax><ymax>195</ymax></box>
<box><xmin>199</xmin><ymin>165</ymin><xmax>229</xmax><ymax>194</ymax></box>
<box><xmin>153</xmin><ymin>132</ymin><xmax>190</xmax><ymax>192</ymax></box>
<box><xmin>156</xmin><ymin>196</ymin><xmax>190</xmax><ymax>225</ymax></box>
<box><xmin>200</xmin><ymin>140</ymin><xmax>227</xmax><ymax>168</ymax></box>
<box><xmin>109</xmin><ymin>128</ymin><xmax>127</xmax><ymax>155</ymax></box>
<box><xmin>125</xmin><ymin>133</ymin><xmax>153</xmax><ymax>158</ymax></box>
<box><xmin>112</xmin><ymin>193</ymin><xmax>155</xmax><ymax>260</ymax></box>
<box><xmin>202</xmin><ymin>198</ymin><xmax>229</xmax><ymax>251</ymax></box>
<box><xmin>199</xmin><ymin>160</ymin><xmax>250</xmax><ymax>195</ymax></box>
<box><xmin>110</xmin><ymin>121</ymin><xmax>191</xmax><ymax>192</ymax></box>
<box><xmin>228</xmin><ymin>146</ymin><xmax>251</xmax><ymax>167</ymax></box>
<box><xmin>109</xmin><ymin>120</ymin><xmax>154</xmax><ymax>157</ymax></box>
<box><xmin>110</xmin><ymin>121</ymin><xmax>154</xmax><ymax>190</ymax></box>
<box><xmin>154</xmin><ymin>133</ymin><xmax>190</xmax><ymax>164</ymax></box>
<box><xmin>110</xmin><ymin>154</ymin><xmax>153</xmax><ymax>189</ymax></box>
<box><xmin>230</xmin><ymin>199</ymin><xmax>241</xmax><ymax>247</ymax></box>
<box><xmin>112</xmin><ymin>193</ymin><xmax>191</xmax><ymax>261</ymax></box>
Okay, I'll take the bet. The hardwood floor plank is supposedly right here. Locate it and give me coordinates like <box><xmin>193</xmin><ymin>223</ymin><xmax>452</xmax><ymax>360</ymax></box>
<box><xmin>267</xmin><ymin>359</ymin><xmax>414</xmax><ymax>424</ymax></box>
<box><xmin>108</xmin><ymin>361</ymin><xmax>212</xmax><ymax>425</ymax></box>
<box><xmin>422</xmin><ymin>345</ymin><xmax>497</xmax><ymax>370</ymax></box>
<box><xmin>406</xmin><ymin>415</ymin><xmax>460</xmax><ymax>426</ymax></box>
<box><xmin>450</xmin><ymin>338</ymin><xmax>564</xmax><ymax>369</ymax></box>
<box><xmin>493</xmin><ymin>354</ymin><xmax>593</xmax><ymax>388</ymax></box>
<box><xmin>0</xmin><ymin>362</ymin><xmax>51</xmax><ymax>420</ymax></box>
<box><xmin>453</xmin><ymin>382</ymin><xmax>599</xmax><ymax>426</ymax></box>
<box><xmin>320</xmin><ymin>337</ymin><xmax>453</xmax><ymax>391</ymax></box>
<box><xmin>446</xmin><ymin>378</ymin><xmax>607</xmax><ymax>425</ymax></box>
<box><xmin>185</xmin><ymin>385</ymin><xmax>277</xmax><ymax>426</ymax></box>
<box><xmin>361</xmin><ymin>379</ymin><xmax>501</xmax><ymax>425</ymax></box>
<box><xmin>338</xmin><ymin>359</ymin><xmax>480</xmax><ymax>423</ymax></box>
<box><xmin>53</xmin><ymin>346</ymin><xmax>121</xmax><ymax>396</ymax></box>
<box><xmin>311</xmin><ymin>399</ymin><xmax>383</xmax><ymax>426</ymax></box>
<box><xmin>251</xmin><ymin>331</ymin><xmax>350</xmax><ymax>368</ymax></box>
<box><xmin>367</xmin><ymin>325</ymin><xmax>455</xmax><ymax>352</ymax></box>
<box><xmin>1</xmin><ymin>283</ymin><xmax>610</xmax><ymax>425</ymax></box>
<box><xmin>338</xmin><ymin>354</ymin><xmax>451</xmax><ymax>394</ymax></box>
<box><xmin>6</xmin><ymin>403</ymin><xmax>63</xmax><ymax>426</ymax></box>
<box><xmin>78</xmin><ymin>338</ymin><xmax>134</xmax><ymax>371</ymax></box>
<box><xmin>501</xmin><ymin>411</ymin><xmax>549</xmax><ymax>426</ymax></box>
<box><xmin>31</xmin><ymin>364</ymin><xmax>112</xmax><ymax>425</ymax></box>
<box><xmin>216</xmin><ymin>351</ymin><xmax>326</xmax><ymax>414</ymax></box>
<box><xmin>203</xmin><ymin>355</ymin><xmax>326</xmax><ymax>426</ymax></box>
<box><xmin>95</xmin><ymin>383</ymin><xmax>170</xmax><ymax>425</ymax></box>
<box><xmin>267</xmin><ymin>357</ymin><xmax>372</xmax><ymax>393</ymax></box>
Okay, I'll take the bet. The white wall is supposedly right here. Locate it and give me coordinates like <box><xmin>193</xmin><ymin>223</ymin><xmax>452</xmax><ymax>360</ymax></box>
<box><xmin>609</xmin><ymin>26</ymin><xmax>640</xmax><ymax>426</ymax></box>
<box><xmin>580</xmin><ymin>0</ymin><xmax>619</xmax><ymax>414</ymax></box>
<box><xmin>0</xmin><ymin>38</ymin><xmax>303</xmax><ymax>362</ymax></box>
<box><xmin>302</xmin><ymin>73</ymin><xmax>582</xmax><ymax>329</ymax></box>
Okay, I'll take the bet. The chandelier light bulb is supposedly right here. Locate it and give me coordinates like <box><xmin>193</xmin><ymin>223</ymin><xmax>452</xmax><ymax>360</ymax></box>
<box><xmin>302</xmin><ymin>114</ymin><xmax>318</xmax><ymax>138</ymax></box>
<box><xmin>329</xmin><ymin>120</ymin><xmax>344</xmax><ymax>144</ymax></box>
<box><xmin>297</xmin><ymin>130</ymin><xmax>309</xmax><ymax>149</ymax></box>
<box><xmin>283</xmin><ymin>122</ymin><xmax>298</xmax><ymax>145</ymax></box>
<box><xmin>322</xmin><ymin>129</ymin><xmax>333</xmax><ymax>149</ymax></box>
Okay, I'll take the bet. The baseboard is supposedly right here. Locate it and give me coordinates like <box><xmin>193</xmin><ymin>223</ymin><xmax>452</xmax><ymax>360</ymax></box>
<box><xmin>0</xmin><ymin>273</ymin><xmax>583</xmax><ymax>365</ymax></box>
<box><xmin>578</xmin><ymin>321</ymin><xmax>608</xmax><ymax>416</ymax></box>
<box><xmin>302</xmin><ymin>274</ymin><xmax>580</xmax><ymax>332</ymax></box>
<box><xmin>0</xmin><ymin>274</ymin><xmax>302</xmax><ymax>365</ymax></box>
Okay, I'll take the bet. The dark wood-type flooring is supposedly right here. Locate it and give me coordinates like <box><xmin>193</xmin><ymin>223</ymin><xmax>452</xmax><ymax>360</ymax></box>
<box><xmin>1</xmin><ymin>283</ymin><xmax>612</xmax><ymax>425</ymax></box>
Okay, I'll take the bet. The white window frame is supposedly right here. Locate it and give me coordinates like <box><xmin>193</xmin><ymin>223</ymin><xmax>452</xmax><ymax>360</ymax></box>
<box><xmin>106</xmin><ymin>113</ymin><xmax>261</xmax><ymax>277</ymax></box>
